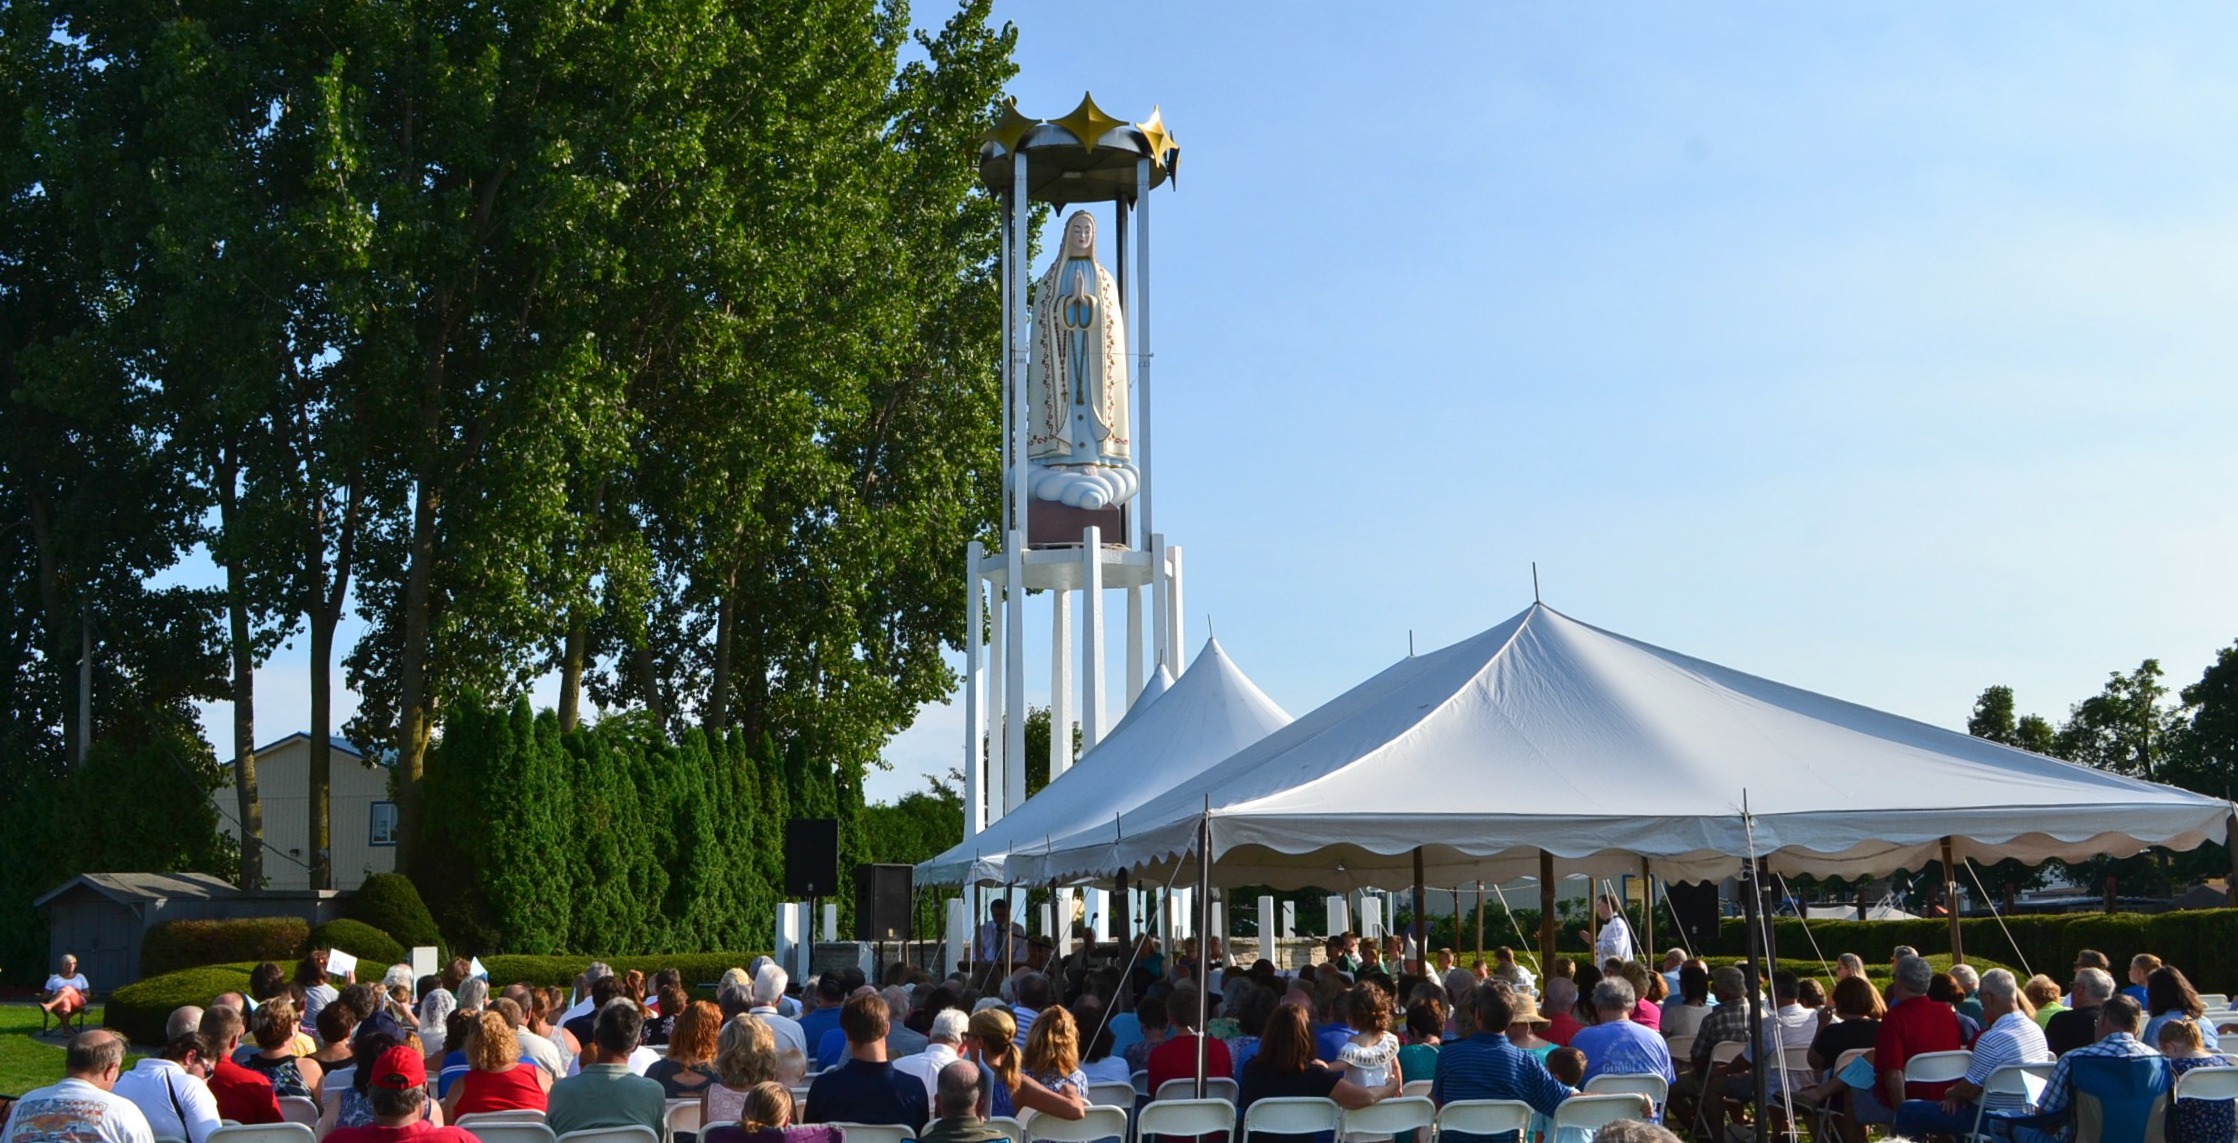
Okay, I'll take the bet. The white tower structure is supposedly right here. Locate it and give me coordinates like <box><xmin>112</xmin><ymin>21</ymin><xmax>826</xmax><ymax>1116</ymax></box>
<box><xmin>962</xmin><ymin>95</ymin><xmax>1183</xmax><ymax>860</ymax></box>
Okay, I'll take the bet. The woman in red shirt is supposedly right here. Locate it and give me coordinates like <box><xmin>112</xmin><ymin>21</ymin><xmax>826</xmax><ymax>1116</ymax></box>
<box><xmin>442</xmin><ymin>1011</ymin><xmax>551</xmax><ymax>1119</ymax></box>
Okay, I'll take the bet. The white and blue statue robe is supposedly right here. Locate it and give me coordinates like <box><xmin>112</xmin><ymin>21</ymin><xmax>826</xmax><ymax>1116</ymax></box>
<box><xmin>1027</xmin><ymin>245</ymin><xmax>1137</xmax><ymax>510</ymax></box>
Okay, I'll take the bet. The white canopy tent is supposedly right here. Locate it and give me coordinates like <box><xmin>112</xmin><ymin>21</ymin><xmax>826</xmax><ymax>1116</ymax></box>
<box><xmin>1007</xmin><ymin>604</ymin><xmax>2234</xmax><ymax>890</ymax></box>
<box><xmin>917</xmin><ymin>637</ymin><xmax>1291</xmax><ymax>887</ymax></box>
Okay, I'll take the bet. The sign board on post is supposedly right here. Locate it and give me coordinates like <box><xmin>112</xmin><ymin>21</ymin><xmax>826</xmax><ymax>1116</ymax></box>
<box><xmin>1326</xmin><ymin>896</ymin><xmax>1349</xmax><ymax>938</ymax></box>
<box><xmin>944</xmin><ymin>897</ymin><xmax>967</xmax><ymax>978</ymax></box>
<box><xmin>1258</xmin><ymin>896</ymin><xmax>1276</xmax><ymax>951</ymax></box>
<box><xmin>1361</xmin><ymin>895</ymin><xmax>1384</xmax><ymax>939</ymax></box>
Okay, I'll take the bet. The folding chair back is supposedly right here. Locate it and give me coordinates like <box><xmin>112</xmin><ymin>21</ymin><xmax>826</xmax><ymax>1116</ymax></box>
<box><xmin>1708</xmin><ymin>1041</ymin><xmax>1745</xmax><ymax>1067</ymax></box>
<box><xmin>664</xmin><ymin>1099</ymin><xmax>703</xmax><ymax>1140</ymax></box>
<box><xmin>1549</xmin><ymin>1093</ymin><xmax>1644</xmax><ymax>1136</ymax></box>
<box><xmin>1433</xmin><ymin>1099</ymin><xmax>1534</xmax><ymax>1143</ymax></box>
<box><xmin>1337</xmin><ymin>1095</ymin><xmax>1434</xmax><ymax>1141</ymax></box>
<box><xmin>276</xmin><ymin>1097</ymin><xmax>319</xmax><ymax>1128</ymax></box>
<box><xmin>1664</xmin><ymin>1035</ymin><xmax>1695</xmax><ymax>1069</ymax></box>
<box><xmin>2176</xmin><ymin>1065</ymin><xmax>2238</xmax><ymax>1104</ymax></box>
<box><xmin>823</xmin><ymin>1126</ymin><xmax>915</xmax><ymax>1143</ymax></box>
<box><xmin>205</xmin><ymin>1126</ymin><xmax>314</xmax><ymax>1143</ymax></box>
<box><xmin>457</xmin><ymin>1111</ymin><xmax>550</xmax><ymax>1127</ymax></box>
<box><xmin>1086</xmin><ymin>1081</ymin><xmax>1138</xmax><ymax>1112</ymax></box>
<box><xmin>1582</xmin><ymin>1073</ymin><xmax>1668</xmax><ymax>1108</ymax></box>
<box><xmin>1241</xmin><ymin>1096</ymin><xmax>1340</xmax><ymax>1141</ymax></box>
<box><xmin>1138</xmin><ymin>1098</ymin><xmax>1237</xmax><ymax>1142</ymax></box>
<box><xmin>1400</xmin><ymin>1080</ymin><xmax>1433</xmax><ymax>1099</ymax></box>
<box><xmin>1968</xmin><ymin>1063</ymin><xmax>2055</xmax><ymax>1142</ymax></box>
<box><xmin>1133</xmin><ymin>1070</ymin><xmax>1152</xmax><ymax>1098</ymax></box>
<box><xmin>556</xmin><ymin>1126</ymin><xmax>663</xmax><ymax>1143</ymax></box>
<box><xmin>986</xmin><ymin>1118</ymin><xmax>1027</xmax><ymax>1143</ymax></box>
<box><xmin>1155</xmin><ymin>1077</ymin><xmax>1240</xmax><ymax>1106</ymax></box>
<box><xmin>467</xmin><ymin>1124</ymin><xmax>560</xmax><ymax>1143</ymax></box>
<box><xmin>2068</xmin><ymin>1053</ymin><xmax>2173</xmax><ymax>1143</ymax></box>
<box><xmin>1020</xmin><ymin>1105</ymin><xmax>1130</xmax><ymax>1143</ymax></box>
<box><xmin>1904</xmin><ymin>1050</ymin><xmax>1973</xmax><ymax>1086</ymax></box>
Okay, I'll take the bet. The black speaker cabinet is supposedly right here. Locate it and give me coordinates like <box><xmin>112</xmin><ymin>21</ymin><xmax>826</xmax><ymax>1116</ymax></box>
<box><xmin>783</xmin><ymin>819</ymin><xmax>840</xmax><ymax>897</ymax></box>
<box><xmin>1664</xmin><ymin>880</ymin><xmax>1722</xmax><ymax>950</ymax></box>
<box><xmin>856</xmin><ymin>864</ymin><xmax>913</xmax><ymax>942</ymax></box>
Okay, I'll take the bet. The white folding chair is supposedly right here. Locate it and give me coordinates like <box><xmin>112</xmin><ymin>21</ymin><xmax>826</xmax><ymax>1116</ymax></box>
<box><xmin>2213</xmin><ymin>1015</ymin><xmax>2238</xmax><ymax>1035</ymax></box>
<box><xmin>1086</xmin><ymin>1081</ymin><xmax>1138</xmax><ymax>1111</ymax></box>
<box><xmin>1019</xmin><ymin>1105</ymin><xmax>1130</xmax><ymax>1143</ymax></box>
<box><xmin>1132</xmin><ymin>1069</ymin><xmax>1152</xmax><ymax>1098</ymax></box>
<box><xmin>1967</xmin><ymin>1063</ymin><xmax>2055</xmax><ymax>1142</ymax></box>
<box><xmin>557</xmin><ymin>1127</ymin><xmax>663</xmax><ymax>1143</ymax></box>
<box><xmin>468</xmin><ymin>1124</ymin><xmax>560</xmax><ymax>1143</ymax></box>
<box><xmin>458</xmin><ymin>1111</ymin><xmax>550</xmax><ymax>1127</ymax></box>
<box><xmin>1708</xmin><ymin>1040</ymin><xmax>1745</xmax><ymax>1068</ymax></box>
<box><xmin>2198</xmin><ymin>994</ymin><xmax>2229</xmax><ymax>1011</ymax></box>
<box><xmin>1138</xmin><ymin>1098</ymin><xmax>1237</xmax><ymax>1143</ymax></box>
<box><xmin>2177</xmin><ymin>1065</ymin><xmax>2238</xmax><ymax>1104</ymax></box>
<box><xmin>1338</xmin><ymin>1095</ymin><xmax>1435</xmax><ymax>1141</ymax></box>
<box><xmin>1583</xmin><ymin>1072</ymin><xmax>1668</xmax><ymax>1115</ymax></box>
<box><xmin>824</xmin><ymin>1126</ymin><xmax>915</xmax><ymax>1143</ymax></box>
<box><xmin>206</xmin><ymin>1126</ymin><xmax>314</xmax><ymax>1143</ymax></box>
<box><xmin>1433</xmin><ymin>1100</ymin><xmax>1534</xmax><ymax>1142</ymax></box>
<box><xmin>1665</xmin><ymin>1034</ymin><xmax>1696</xmax><ymax>1072</ymax></box>
<box><xmin>1241</xmin><ymin>1096</ymin><xmax>1340</xmax><ymax>1143</ymax></box>
<box><xmin>1155</xmin><ymin>1077</ymin><xmax>1240</xmax><ymax>1106</ymax></box>
<box><xmin>275</xmin><ymin>1097</ymin><xmax>320</xmax><ymax>1129</ymax></box>
<box><xmin>663</xmin><ymin>1100</ymin><xmax>703</xmax><ymax>1141</ymax></box>
<box><xmin>1549</xmin><ymin>1093</ymin><xmax>1643</xmax><ymax>1137</ymax></box>
<box><xmin>986</xmin><ymin>1118</ymin><xmax>1028</xmax><ymax>1143</ymax></box>
<box><xmin>1401</xmin><ymin>1079</ymin><xmax>1433</xmax><ymax>1099</ymax></box>
<box><xmin>1904</xmin><ymin>1049</ymin><xmax>1973</xmax><ymax>1087</ymax></box>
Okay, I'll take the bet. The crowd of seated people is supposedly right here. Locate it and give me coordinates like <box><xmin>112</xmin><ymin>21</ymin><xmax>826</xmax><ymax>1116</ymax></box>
<box><xmin>7</xmin><ymin>933</ymin><xmax>2235</xmax><ymax>1143</ymax></box>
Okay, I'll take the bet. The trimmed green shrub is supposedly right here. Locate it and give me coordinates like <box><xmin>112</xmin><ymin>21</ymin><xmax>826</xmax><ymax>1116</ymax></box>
<box><xmin>140</xmin><ymin>918</ymin><xmax>308</xmax><ymax>978</ymax></box>
<box><xmin>107</xmin><ymin>963</ymin><xmax>255</xmax><ymax>1045</ymax></box>
<box><xmin>477</xmin><ymin>952</ymin><xmax>774</xmax><ymax>991</ymax></box>
<box><xmin>1691</xmin><ymin>908</ymin><xmax>2238</xmax><ymax>992</ymax></box>
<box><xmin>347</xmin><ymin>872</ymin><xmax>443</xmax><ymax>953</ymax></box>
<box><xmin>310</xmin><ymin>919</ymin><xmax>405</xmax><ymax>969</ymax></box>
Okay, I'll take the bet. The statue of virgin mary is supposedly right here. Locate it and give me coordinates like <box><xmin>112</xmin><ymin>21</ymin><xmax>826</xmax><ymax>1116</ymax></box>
<box><xmin>1026</xmin><ymin>210</ymin><xmax>1137</xmax><ymax>510</ymax></box>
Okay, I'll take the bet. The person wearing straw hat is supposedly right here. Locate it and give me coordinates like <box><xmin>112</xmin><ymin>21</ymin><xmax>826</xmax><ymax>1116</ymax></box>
<box><xmin>1503</xmin><ymin>992</ymin><xmax>1558</xmax><ymax>1063</ymax></box>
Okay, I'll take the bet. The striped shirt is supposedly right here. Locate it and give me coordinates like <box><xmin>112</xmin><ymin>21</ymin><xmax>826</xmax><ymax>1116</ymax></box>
<box><xmin>1966</xmin><ymin>1011</ymin><xmax>2053</xmax><ymax>1111</ymax></box>
<box><xmin>1430</xmin><ymin>1032</ymin><xmax>1573</xmax><ymax>1118</ymax></box>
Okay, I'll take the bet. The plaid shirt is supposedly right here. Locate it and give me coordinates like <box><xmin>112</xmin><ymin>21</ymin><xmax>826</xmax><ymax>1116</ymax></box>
<box><xmin>1692</xmin><ymin>1002</ymin><xmax>1755</xmax><ymax>1072</ymax></box>
<box><xmin>2034</xmin><ymin>1031</ymin><xmax>2160</xmax><ymax>1139</ymax></box>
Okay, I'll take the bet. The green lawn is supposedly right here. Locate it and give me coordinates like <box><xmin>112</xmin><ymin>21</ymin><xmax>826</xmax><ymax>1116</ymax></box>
<box><xmin>0</xmin><ymin>1004</ymin><xmax>139</xmax><ymax>1098</ymax></box>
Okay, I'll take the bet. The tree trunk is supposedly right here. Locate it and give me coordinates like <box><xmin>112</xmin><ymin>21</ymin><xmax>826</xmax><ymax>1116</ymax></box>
<box><xmin>634</xmin><ymin>641</ymin><xmax>664</xmax><ymax>728</ymax></box>
<box><xmin>28</xmin><ymin>489</ymin><xmax>78</xmax><ymax>766</ymax></box>
<box><xmin>394</xmin><ymin>473</ymin><xmax>438</xmax><ymax>873</ymax></box>
<box><xmin>308</xmin><ymin>612</ymin><xmax>336</xmax><ymax>891</ymax></box>
<box><xmin>222</xmin><ymin>471</ymin><xmax>265</xmax><ymax>891</ymax></box>
<box><xmin>558</xmin><ymin>618</ymin><xmax>586</xmax><ymax>733</ymax></box>
<box><xmin>707</xmin><ymin>567</ymin><xmax>738</xmax><ymax>736</ymax></box>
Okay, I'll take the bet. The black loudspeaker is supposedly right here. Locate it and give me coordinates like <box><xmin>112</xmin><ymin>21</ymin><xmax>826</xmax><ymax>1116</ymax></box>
<box><xmin>1664</xmin><ymin>880</ymin><xmax>1722</xmax><ymax>950</ymax></box>
<box><xmin>855</xmin><ymin>864</ymin><xmax>914</xmax><ymax>942</ymax></box>
<box><xmin>784</xmin><ymin>819</ymin><xmax>840</xmax><ymax>897</ymax></box>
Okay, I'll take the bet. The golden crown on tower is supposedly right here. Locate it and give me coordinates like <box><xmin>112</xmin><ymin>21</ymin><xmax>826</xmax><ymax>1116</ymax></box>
<box><xmin>977</xmin><ymin>92</ymin><xmax>1179</xmax><ymax>204</ymax></box>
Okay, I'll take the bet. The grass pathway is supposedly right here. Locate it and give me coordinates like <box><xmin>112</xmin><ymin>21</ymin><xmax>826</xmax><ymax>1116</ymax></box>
<box><xmin>0</xmin><ymin>1005</ymin><xmax>140</xmax><ymax>1098</ymax></box>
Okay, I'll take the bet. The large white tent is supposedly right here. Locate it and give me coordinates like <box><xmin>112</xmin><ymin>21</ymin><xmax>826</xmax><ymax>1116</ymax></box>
<box><xmin>917</xmin><ymin>637</ymin><xmax>1291</xmax><ymax>886</ymax></box>
<box><xmin>1007</xmin><ymin>604</ymin><xmax>2233</xmax><ymax>889</ymax></box>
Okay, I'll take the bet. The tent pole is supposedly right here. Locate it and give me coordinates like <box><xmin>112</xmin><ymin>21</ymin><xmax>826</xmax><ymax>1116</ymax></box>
<box><xmin>1475</xmin><ymin>880</ymin><xmax>1485</xmax><ymax>963</ymax></box>
<box><xmin>1640</xmin><ymin>858</ymin><xmax>1655</xmax><ymax>965</ymax></box>
<box><xmin>1412</xmin><ymin>847</ymin><xmax>1426</xmax><ymax>974</ymax></box>
<box><xmin>1196</xmin><ymin>810</ymin><xmax>1212</xmax><ymax>1098</ymax></box>
<box><xmin>1743</xmin><ymin>858</ymin><xmax>1769</xmax><ymax>1143</ymax></box>
<box><xmin>1942</xmin><ymin>836</ymin><xmax>1964</xmax><ymax>965</ymax></box>
<box><xmin>1538</xmin><ymin>851</ymin><xmax>1556</xmax><ymax>970</ymax></box>
<box><xmin>2228</xmin><ymin>808</ymin><xmax>2238</xmax><ymax>907</ymax></box>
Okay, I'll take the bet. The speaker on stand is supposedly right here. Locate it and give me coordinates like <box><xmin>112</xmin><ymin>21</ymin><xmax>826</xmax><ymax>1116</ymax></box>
<box><xmin>857</xmin><ymin>864</ymin><xmax>914</xmax><ymax>980</ymax></box>
<box><xmin>1664</xmin><ymin>879</ymin><xmax>1722</xmax><ymax>952</ymax></box>
<box><xmin>785</xmin><ymin>819</ymin><xmax>840</xmax><ymax>965</ymax></box>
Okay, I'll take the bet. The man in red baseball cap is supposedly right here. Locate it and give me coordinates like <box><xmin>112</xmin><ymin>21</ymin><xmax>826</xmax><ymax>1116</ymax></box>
<box><xmin>323</xmin><ymin>1045</ymin><xmax>476</xmax><ymax>1143</ymax></box>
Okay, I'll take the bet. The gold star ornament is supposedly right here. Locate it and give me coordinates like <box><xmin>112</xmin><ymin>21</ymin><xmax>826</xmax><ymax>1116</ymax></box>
<box><xmin>1052</xmin><ymin>91</ymin><xmax>1125</xmax><ymax>153</ymax></box>
<box><xmin>1135</xmin><ymin>105</ymin><xmax>1178</xmax><ymax>169</ymax></box>
<box><xmin>982</xmin><ymin>98</ymin><xmax>1040</xmax><ymax>153</ymax></box>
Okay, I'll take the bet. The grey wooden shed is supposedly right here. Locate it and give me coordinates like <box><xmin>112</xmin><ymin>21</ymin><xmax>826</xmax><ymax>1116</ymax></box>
<box><xmin>34</xmin><ymin>873</ymin><xmax>344</xmax><ymax>989</ymax></box>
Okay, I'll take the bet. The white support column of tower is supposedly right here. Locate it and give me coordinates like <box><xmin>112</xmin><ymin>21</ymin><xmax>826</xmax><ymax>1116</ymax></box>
<box><xmin>1050</xmin><ymin>590</ymin><xmax>1072</xmax><ymax>779</ymax></box>
<box><xmin>963</xmin><ymin>541</ymin><xmax>986</xmax><ymax>837</ymax></box>
<box><xmin>1002</xmin><ymin>152</ymin><xmax>1029</xmax><ymax>819</ymax></box>
<box><xmin>1080</xmin><ymin>527</ymin><xmax>1106</xmax><ymax>750</ymax></box>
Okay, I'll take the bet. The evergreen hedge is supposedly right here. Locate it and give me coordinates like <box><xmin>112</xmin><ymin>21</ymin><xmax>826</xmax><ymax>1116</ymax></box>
<box><xmin>311</xmin><ymin>919</ymin><xmax>406</xmax><ymax>968</ymax></box>
<box><xmin>345</xmin><ymin>873</ymin><xmax>445</xmax><ymax>953</ymax></box>
<box><xmin>139</xmin><ymin>918</ymin><xmax>308</xmax><ymax>978</ymax></box>
<box><xmin>106</xmin><ymin>963</ymin><xmax>254</xmax><ymax>1045</ymax></box>
<box><xmin>1692</xmin><ymin>909</ymin><xmax>2238</xmax><ymax>992</ymax></box>
<box><xmin>415</xmin><ymin>699</ymin><xmax>858</xmax><ymax>956</ymax></box>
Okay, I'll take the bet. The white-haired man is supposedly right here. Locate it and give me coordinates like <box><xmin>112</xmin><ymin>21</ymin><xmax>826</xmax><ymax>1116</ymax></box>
<box><xmin>750</xmin><ymin>964</ymin><xmax>808</xmax><ymax>1061</ymax></box>
<box><xmin>894</xmin><ymin>1008</ymin><xmax>973</xmax><ymax>1102</ymax></box>
<box><xmin>1890</xmin><ymin>967</ymin><xmax>2051</xmax><ymax>1138</ymax></box>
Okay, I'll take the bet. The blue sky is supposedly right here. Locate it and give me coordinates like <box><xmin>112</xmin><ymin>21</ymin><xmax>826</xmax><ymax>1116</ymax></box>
<box><xmin>206</xmin><ymin>3</ymin><xmax>2238</xmax><ymax>804</ymax></box>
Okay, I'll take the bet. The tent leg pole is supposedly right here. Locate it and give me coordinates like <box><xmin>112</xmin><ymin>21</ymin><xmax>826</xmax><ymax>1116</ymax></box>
<box><xmin>1412</xmin><ymin>847</ymin><xmax>1426</xmax><ymax>975</ymax></box>
<box><xmin>1538</xmin><ymin>850</ymin><xmax>1556</xmax><ymax>970</ymax></box>
<box><xmin>2228</xmin><ymin>810</ymin><xmax>2238</xmax><ymax>907</ymax></box>
<box><xmin>1942</xmin><ymin>836</ymin><xmax>1964</xmax><ymax>965</ymax></box>
<box><xmin>1743</xmin><ymin>858</ymin><xmax>1768</xmax><ymax>1143</ymax></box>
<box><xmin>1641</xmin><ymin>858</ymin><xmax>1655</xmax><ymax>965</ymax></box>
<box><xmin>1196</xmin><ymin>812</ymin><xmax>1211</xmax><ymax>1098</ymax></box>
<box><xmin>1475</xmin><ymin>880</ymin><xmax>1485</xmax><ymax>964</ymax></box>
